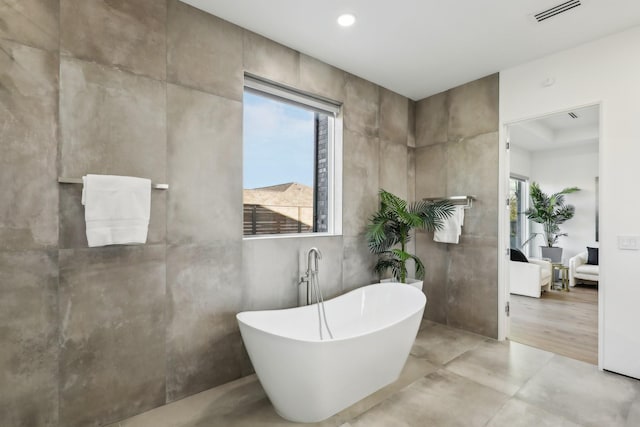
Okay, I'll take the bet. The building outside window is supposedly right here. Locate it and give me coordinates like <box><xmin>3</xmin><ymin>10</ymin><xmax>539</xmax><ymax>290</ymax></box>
<box><xmin>243</xmin><ymin>76</ymin><xmax>342</xmax><ymax>237</ymax></box>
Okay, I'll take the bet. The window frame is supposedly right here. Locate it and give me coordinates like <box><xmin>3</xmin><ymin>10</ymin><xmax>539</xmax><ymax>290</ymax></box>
<box><xmin>242</xmin><ymin>75</ymin><xmax>343</xmax><ymax>239</ymax></box>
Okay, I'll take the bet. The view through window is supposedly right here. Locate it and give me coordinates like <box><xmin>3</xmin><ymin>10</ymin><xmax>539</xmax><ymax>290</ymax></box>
<box><xmin>510</xmin><ymin>177</ymin><xmax>529</xmax><ymax>254</ymax></box>
<box><xmin>243</xmin><ymin>79</ymin><xmax>338</xmax><ymax>236</ymax></box>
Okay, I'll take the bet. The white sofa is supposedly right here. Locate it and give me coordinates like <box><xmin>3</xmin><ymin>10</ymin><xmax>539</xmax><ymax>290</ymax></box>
<box><xmin>569</xmin><ymin>252</ymin><xmax>599</xmax><ymax>287</ymax></box>
<box><xmin>509</xmin><ymin>258</ymin><xmax>552</xmax><ymax>298</ymax></box>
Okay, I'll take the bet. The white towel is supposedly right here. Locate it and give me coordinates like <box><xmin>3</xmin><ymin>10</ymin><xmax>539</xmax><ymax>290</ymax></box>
<box><xmin>434</xmin><ymin>206</ymin><xmax>465</xmax><ymax>244</ymax></box>
<box><xmin>82</xmin><ymin>174</ymin><xmax>151</xmax><ymax>247</ymax></box>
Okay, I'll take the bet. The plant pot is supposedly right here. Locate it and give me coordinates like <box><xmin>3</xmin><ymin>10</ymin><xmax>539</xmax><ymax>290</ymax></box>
<box><xmin>540</xmin><ymin>246</ymin><xmax>563</xmax><ymax>263</ymax></box>
<box><xmin>381</xmin><ymin>278</ymin><xmax>424</xmax><ymax>291</ymax></box>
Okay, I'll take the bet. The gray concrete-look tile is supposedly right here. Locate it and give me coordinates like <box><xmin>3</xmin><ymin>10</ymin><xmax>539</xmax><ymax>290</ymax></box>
<box><xmin>58</xmin><ymin>246</ymin><xmax>166</xmax><ymax>427</ymax></box>
<box><xmin>415</xmin><ymin>143</ymin><xmax>447</xmax><ymax>200</ymax></box>
<box><xmin>485</xmin><ymin>398</ymin><xmax>581</xmax><ymax>427</ymax></box>
<box><xmin>415</xmin><ymin>90</ymin><xmax>448</xmax><ymax>147</ymax></box>
<box><xmin>242</xmin><ymin>237</ymin><xmax>303</xmax><ymax>310</ymax></box>
<box><xmin>166</xmin><ymin>242</ymin><xmax>245</xmax><ymax>402</ymax></box>
<box><xmin>0</xmin><ymin>250</ymin><xmax>58</xmax><ymax>427</ymax></box>
<box><xmin>59</xmin><ymin>57</ymin><xmax>167</xmax><ymax>181</ymax></box>
<box><xmin>342</xmin><ymin>235</ymin><xmax>377</xmax><ymax>291</ymax></box>
<box><xmin>447</xmin><ymin>73</ymin><xmax>498</xmax><ymax>141</ymax></box>
<box><xmin>342</xmin><ymin>130</ymin><xmax>379</xmax><ymax>237</ymax></box>
<box><xmin>517</xmin><ymin>354</ymin><xmax>640</xmax><ymax>427</ymax></box>
<box><xmin>344</xmin><ymin>75</ymin><xmax>379</xmax><ymax>138</ymax></box>
<box><xmin>0</xmin><ymin>40</ymin><xmax>58</xmax><ymax>250</ymax></box>
<box><xmin>0</xmin><ymin>0</ymin><xmax>59</xmax><ymax>51</ymax></box>
<box><xmin>299</xmin><ymin>54</ymin><xmax>346</xmax><ymax>103</ymax></box>
<box><xmin>110</xmin><ymin>321</ymin><xmax>640</xmax><ymax>427</ymax></box>
<box><xmin>445</xmin><ymin>132</ymin><xmax>499</xmax><ymax>238</ymax></box>
<box><xmin>445</xmin><ymin>132</ymin><xmax>498</xmax><ymax>197</ymax></box>
<box><xmin>58</xmin><ymin>57</ymin><xmax>167</xmax><ymax>249</ymax></box>
<box><xmin>407</xmin><ymin>100</ymin><xmax>416</xmax><ymax>148</ymax></box>
<box><xmin>379</xmin><ymin>140</ymin><xmax>408</xmax><ymax>199</ymax></box>
<box><xmin>215</xmin><ymin>357</ymin><xmax>438</xmax><ymax>427</ymax></box>
<box><xmin>411</xmin><ymin>320</ymin><xmax>485</xmax><ymax>365</ymax></box>
<box><xmin>242</xmin><ymin>235</ymin><xmax>344</xmax><ymax>311</ymax></box>
<box><xmin>167</xmin><ymin>84</ymin><xmax>242</xmax><ymax>245</ymax></box>
<box><xmin>167</xmin><ymin>0</ymin><xmax>243</xmax><ymax>101</ymax></box>
<box><xmin>407</xmin><ymin>147</ymin><xmax>416</xmax><ymax>202</ymax></box>
<box><xmin>446</xmin><ymin>340</ymin><xmax>554</xmax><ymax>396</ymax></box>
<box><xmin>243</xmin><ymin>30</ymin><xmax>300</xmax><ymax>88</ymax></box>
<box><xmin>113</xmin><ymin>375</ymin><xmax>264</xmax><ymax>427</ymax></box>
<box><xmin>446</xmin><ymin>238</ymin><xmax>499</xmax><ymax>338</ymax></box>
<box><xmin>349</xmin><ymin>369</ymin><xmax>509</xmax><ymax>427</ymax></box>
<box><xmin>415</xmin><ymin>233</ymin><xmax>449</xmax><ymax>324</ymax></box>
<box><xmin>321</xmin><ymin>356</ymin><xmax>438</xmax><ymax>426</ymax></box>
<box><xmin>117</xmin><ymin>356</ymin><xmax>436</xmax><ymax>427</ymax></box>
<box><xmin>626</xmin><ymin>396</ymin><xmax>640</xmax><ymax>427</ymax></box>
<box><xmin>379</xmin><ymin>88</ymin><xmax>409</xmax><ymax>146</ymax></box>
<box><xmin>60</xmin><ymin>0</ymin><xmax>166</xmax><ymax>80</ymax></box>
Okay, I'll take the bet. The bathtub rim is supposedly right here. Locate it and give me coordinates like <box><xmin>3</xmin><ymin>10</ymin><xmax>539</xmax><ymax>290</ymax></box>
<box><xmin>236</xmin><ymin>282</ymin><xmax>426</xmax><ymax>344</ymax></box>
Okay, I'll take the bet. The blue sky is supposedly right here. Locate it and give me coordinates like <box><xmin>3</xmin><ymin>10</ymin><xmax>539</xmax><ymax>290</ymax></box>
<box><xmin>243</xmin><ymin>92</ymin><xmax>315</xmax><ymax>189</ymax></box>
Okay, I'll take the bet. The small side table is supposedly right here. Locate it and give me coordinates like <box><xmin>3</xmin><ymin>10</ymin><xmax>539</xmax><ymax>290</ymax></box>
<box><xmin>552</xmin><ymin>263</ymin><xmax>570</xmax><ymax>291</ymax></box>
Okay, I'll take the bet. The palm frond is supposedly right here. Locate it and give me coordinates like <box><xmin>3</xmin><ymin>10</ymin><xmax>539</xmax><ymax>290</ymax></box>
<box><xmin>408</xmin><ymin>253</ymin><xmax>426</xmax><ymax>280</ymax></box>
<box><xmin>420</xmin><ymin>200</ymin><xmax>456</xmax><ymax>232</ymax></box>
<box><xmin>374</xmin><ymin>257</ymin><xmax>402</xmax><ymax>281</ymax></box>
<box><xmin>379</xmin><ymin>189</ymin><xmax>406</xmax><ymax>213</ymax></box>
<box><xmin>368</xmin><ymin>189</ymin><xmax>456</xmax><ymax>283</ymax></box>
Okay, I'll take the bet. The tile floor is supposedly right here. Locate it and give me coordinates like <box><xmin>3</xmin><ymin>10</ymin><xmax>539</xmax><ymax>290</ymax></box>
<box><xmin>110</xmin><ymin>321</ymin><xmax>640</xmax><ymax>427</ymax></box>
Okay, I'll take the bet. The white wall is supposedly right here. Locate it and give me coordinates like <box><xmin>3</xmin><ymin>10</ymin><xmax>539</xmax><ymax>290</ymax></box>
<box><xmin>509</xmin><ymin>145</ymin><xmax>531</xmax><ymax>179</ymax></box>
<box><xmin>500</xmin><ymin>25</ymin><xmax>640</xmax><ymax>379</ymax></box>
<box><xmin>529</xmin><ymin>143</ymin><xmax>599</xmax><ymax>262</ymax></box>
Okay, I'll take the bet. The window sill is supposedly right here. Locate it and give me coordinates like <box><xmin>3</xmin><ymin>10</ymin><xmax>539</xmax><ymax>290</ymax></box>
<box><xmin>243</xmin><ymin>232</ymin><xmax>341</xmax><ymax>241</ymax></box>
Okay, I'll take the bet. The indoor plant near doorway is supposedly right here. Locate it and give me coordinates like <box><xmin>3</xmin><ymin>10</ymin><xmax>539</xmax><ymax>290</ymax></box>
<box><xmin>525</xmin><ymin>182</ymin><xmax>580</xmax><ymax>262</ymax></box>
<box><xmin>366</xmin><ymin>189</ymin><xmax>454</xmax><ymax>289</ymax></box>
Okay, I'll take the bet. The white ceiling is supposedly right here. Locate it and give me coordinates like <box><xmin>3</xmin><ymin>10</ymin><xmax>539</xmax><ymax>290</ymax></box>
<box><xmin>181</xmin><ymin>0</ymin><xmax>640</xmax><ymax>100</ymax></box>
<box><xmin>509</xmin><ymin>104</ymin><xmax>599</xmax><ymax>152</ymax></box>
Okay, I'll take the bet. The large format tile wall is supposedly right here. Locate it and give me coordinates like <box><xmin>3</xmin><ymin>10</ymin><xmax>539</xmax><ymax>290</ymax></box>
<box><xmin>0</xmin><ymin>1</ymin><xmax>413</xmax><ymax>426</ymax></box>
<box><xmin>413</xmin><ymin>75</ymin><xmax>500</xmax><ymax>338</ymax></box>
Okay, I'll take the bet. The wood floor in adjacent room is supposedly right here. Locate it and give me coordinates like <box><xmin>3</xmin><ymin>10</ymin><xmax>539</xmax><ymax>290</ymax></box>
<box><xmin>509</xmin><ymin>285</ymin><xmax>598</xmax><ymax>365</ymax></box>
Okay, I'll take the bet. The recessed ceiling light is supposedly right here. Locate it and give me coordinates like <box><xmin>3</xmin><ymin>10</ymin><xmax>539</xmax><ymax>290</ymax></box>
<box><xmin>337</xmin><ymin>14</ymin><xmax>356</xmax><ymax>27</ymax></box>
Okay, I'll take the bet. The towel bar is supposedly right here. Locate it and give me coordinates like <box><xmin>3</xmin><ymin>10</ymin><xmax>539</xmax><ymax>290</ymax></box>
<box><xmin>57</xmin><ymin>177</ymin><xmax>169</xmax><ymax>190</ymax></box>
<box><xmin>423</xmin><ymin>195</ymin><xmax>476</xmax><ymax>208</ymax></box>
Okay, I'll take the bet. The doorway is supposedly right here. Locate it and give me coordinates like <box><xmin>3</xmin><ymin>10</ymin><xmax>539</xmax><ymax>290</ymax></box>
<box><xmin>504</xmin><ymin>104</ymin><xmax>600</xmax><ymax>365</ymax></box>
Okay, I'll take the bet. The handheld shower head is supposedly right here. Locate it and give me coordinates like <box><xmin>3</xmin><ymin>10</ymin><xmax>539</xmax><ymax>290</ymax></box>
<box><xmin>307</xmin><ymin>247</ymin><xmax>322</xmax><ymax>273</ymax></box>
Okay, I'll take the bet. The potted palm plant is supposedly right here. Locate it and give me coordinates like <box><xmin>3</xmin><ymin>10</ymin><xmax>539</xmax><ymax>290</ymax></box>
<box><xmin>525</xmin><ymin>182</ymin><xmax>580</xmax><ymax>262</ymax></box>
<box><xmin>366</xmin><ymin>189</ymin><xmax>454</xmax><ymax>288</ymax></box>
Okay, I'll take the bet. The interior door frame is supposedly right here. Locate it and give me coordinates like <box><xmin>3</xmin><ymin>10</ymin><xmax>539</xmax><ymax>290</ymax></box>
<box><xmin>497</xmin><ymin>102</ymin><xmax>603</xmax><ymax>370</ymax></box>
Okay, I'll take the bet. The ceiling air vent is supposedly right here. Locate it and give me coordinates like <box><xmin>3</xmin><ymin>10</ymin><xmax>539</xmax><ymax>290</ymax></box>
<box><xmin>568</xmin><ymin>112</ymin><xmax>578</xmax><ymax>119</ymax></box>
<box><xmin>534</xmin><ymin>0</ymin><xmax>582</xmax><ymax>23</ymax></box>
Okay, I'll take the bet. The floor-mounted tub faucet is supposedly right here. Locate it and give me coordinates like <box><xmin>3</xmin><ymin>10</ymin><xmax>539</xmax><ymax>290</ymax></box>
<box><xmin>298</xmin><ymin>247</ymin><xmax>333</xmax><ymax>339</ymax></box>
<box><xmin>300</xmin><ymin>247</ymin><xmax>322</xmax><ymax>306</ymax></box>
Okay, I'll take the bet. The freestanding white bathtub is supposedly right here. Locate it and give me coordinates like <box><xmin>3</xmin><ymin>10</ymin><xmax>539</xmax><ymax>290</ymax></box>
<box><xmin>236</xmin><ymin>282</ymin><xmax>426</xmax><ymax>422</ymax></box>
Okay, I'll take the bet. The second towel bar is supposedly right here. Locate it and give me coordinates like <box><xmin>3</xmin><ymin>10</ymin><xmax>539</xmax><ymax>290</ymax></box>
<box><xmin>58</xmin><ymin>177</ymin><xmax>169</xmax><ymax>190</ymax></box>
<box><xmin>423</xmin><ymin>195</ymin><xmax>476</xmax><ymax>208</ymax></box>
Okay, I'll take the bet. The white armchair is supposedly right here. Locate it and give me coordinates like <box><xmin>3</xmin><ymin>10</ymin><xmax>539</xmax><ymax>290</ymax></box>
<box><xmin>510</xmin><ymin>258</ymin><xmax>552</xmax><ymax>298</ymax></box>
<box><xmin>569</xmin><ymin>252</ymin><xmax>599</xmax><ymax>287</ymax></box>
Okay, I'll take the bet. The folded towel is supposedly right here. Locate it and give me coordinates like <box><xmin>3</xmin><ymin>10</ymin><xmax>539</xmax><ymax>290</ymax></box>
<box><xmin>82</xmin><ymin>174</ymin><xmax>151</xmax><ymax>247</ymax></box>
<box><xmin>434</xmin><ymin>205</ymin><xmax>465</xmax><ymax>244</ymax></box>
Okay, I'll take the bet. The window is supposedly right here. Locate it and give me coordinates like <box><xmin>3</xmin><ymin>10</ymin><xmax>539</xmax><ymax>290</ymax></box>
<box><xmin>510</xmin><ymin>176</ymin><xmax>529</xmax><ymax>254</ymax></box>
<box><xmin>243</xmin><ymin>76</ymin><xmax>342</xmax><ymax>237</ymax></box>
